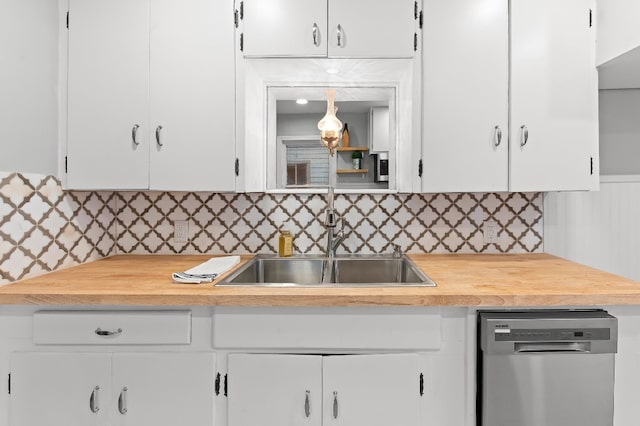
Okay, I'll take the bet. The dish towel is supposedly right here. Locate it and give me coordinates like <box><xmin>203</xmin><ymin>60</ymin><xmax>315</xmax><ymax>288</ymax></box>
<box><xmin>172</xmin><ymin>256</ymin><xmax>241</xmax><ymax>284</ymax></box>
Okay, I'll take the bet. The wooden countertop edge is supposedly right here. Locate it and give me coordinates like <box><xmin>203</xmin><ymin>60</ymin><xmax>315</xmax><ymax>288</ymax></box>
<box><xmin>1</xmin><ymin>253</ymin><xmax>639</xmax><ymax>306</ymax></box>
<box><xmin>0</xmin><ymin>292</ymin><xmax>638</xmax><ymax>307</ymax></box>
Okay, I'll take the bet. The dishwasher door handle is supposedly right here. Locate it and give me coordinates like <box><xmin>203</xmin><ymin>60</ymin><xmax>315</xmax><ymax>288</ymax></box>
<box><xmin>515</xmin><ymin>342</ymin><xmax>591</xmax><ymax>353</ymax></box>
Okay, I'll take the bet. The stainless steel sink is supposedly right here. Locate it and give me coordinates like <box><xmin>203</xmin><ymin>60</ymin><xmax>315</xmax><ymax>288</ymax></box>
<box><xmin>330</xmin><ymin>257</ymin><xmax>431</xmax><ymax>285</ymax></box>
<box><xmin>218</xmin><ymin>254</ymin><xmax>436</xmax><ymax>287</ymax></box>
<box><xmin>219</xmin><ymin>256</ymin><xmax>326</xmax><ymax>287</ymax></box>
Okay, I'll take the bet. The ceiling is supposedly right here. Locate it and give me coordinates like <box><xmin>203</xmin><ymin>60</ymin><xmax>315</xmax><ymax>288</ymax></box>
<box><xmin>598</xmin><ymin>45</ymin><xmax>640</xmax><ymax>89</ymax></box>
<box><xmin>277</xmin><ymin>100</ymin><xmax>387</xmax><ymax>115</ymax></box>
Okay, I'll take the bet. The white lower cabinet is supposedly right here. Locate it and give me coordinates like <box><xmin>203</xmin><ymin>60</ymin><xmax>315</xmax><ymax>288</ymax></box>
<box><xmin>10</xmin><ymin>352</ymin><xmax>215</xmax><ymax>426</ymax></box>
<box><xmin>10</xmin><ymin>353</ymin><xmax>110</xmax><ymax>426</ymax></box>
<box><xmin>227</xmin><ymin>353</ymin><xmax>421</xmax><ymax>426</ymax></box>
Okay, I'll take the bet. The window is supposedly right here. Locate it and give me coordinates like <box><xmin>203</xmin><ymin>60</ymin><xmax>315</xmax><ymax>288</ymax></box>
<box><xmin>278</xmin><ymin>136</ymin><xmax>329</xmax><ymax>188</ymax></box>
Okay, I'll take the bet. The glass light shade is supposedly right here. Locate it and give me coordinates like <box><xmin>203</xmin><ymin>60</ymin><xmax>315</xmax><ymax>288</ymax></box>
<box><xmin>317</xmin><ymin>89</ymin><xmax>342</xmax><ymax>156</ymax></box>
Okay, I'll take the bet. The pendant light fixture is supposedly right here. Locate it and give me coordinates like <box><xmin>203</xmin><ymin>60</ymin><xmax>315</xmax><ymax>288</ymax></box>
<box><xmin>317</xmin><ymin>89</ymin><xmax>343</xmax><ymax>156</ymax></box>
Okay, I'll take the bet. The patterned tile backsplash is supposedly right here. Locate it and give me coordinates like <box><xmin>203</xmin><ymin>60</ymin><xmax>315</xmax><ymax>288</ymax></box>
<box><xmin>1</xmin><ymin>171</ymin><xmax>543</xmax><ymax>284</ymax></box>
<box><xmin>0</xmin><ymin>172</ymin><xmax>117</xmax><ymax>284</ymax></box>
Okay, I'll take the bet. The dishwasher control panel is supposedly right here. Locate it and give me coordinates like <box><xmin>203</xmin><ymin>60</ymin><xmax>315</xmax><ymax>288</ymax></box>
<box><xmin>478</xmin><ymin>309</ymin><xmax>618</xmax><ymax>354</ymax></box>
<box><xmin>495</xmin><ymin>327</ymin><xmax>611</xmax><ymax>342</ymax></box>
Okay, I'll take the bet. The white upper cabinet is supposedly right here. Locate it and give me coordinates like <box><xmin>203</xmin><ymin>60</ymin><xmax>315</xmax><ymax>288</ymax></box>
<box><xmin>326</xmin><ymin>0</ymin><xmax>416</xmax><ymax>58</ymax></box>
<box><xmin>421</xmin><ymin>0</ymin><xmax>598</xmax><ymax>192</ymax></box>
<box><xmin>596</xmin><ymin>0</ymin><xmax>640</xmax><ymax>88</ymax></box>
<box><xmin>510</xmin><ymin>0</ymin><xmax>598</xmax><ymax>192</ymax></box>
<box><xmin>241</xmin><ymin>0</ymin><xmax>327</xmax><ymax>57</ymax></box>
<box><xmin>67</xmin><ymin>0</ymin><xmax>236</xmax><ymax>191</ymax></box>
<box><xmin>422</xmin><ymin>0</ymin><xmax>508</xmax><ymax>193</ymax></box>
<box><xmin>240</xmin><ymin>0</ymin><xmax>416</xmax><ymax>58</ymax></box>
<box><xmin>595</xmin><ymin>0</ymin><xmax>640</xmax><ymax>66</ymax></box>
<box><xmin>149</xmin><ymin>0</ymin><xmax>236</xmax><ymax>191</ymax></box>
<box><xmin>67</xmin><ymin>0</ymin><xmax>150</xmax><ymax>190</ymax></box>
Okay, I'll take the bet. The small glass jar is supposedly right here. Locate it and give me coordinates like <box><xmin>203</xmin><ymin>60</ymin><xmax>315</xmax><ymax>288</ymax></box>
<box><xmin>278</xmin><ymin>230</ymin><xmax>293</xmax><ymax>257</ymax></box>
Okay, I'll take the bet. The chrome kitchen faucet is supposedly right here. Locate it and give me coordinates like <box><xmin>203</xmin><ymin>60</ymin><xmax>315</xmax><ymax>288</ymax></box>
<box><xmin>324</xmin><ymin>185</ymin><xmax>344</xmax><ymax>258</ymax></box>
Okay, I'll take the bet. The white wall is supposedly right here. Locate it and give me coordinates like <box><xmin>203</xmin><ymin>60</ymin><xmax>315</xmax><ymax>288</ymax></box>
<box><xmin>0</xmin><ymin>0</ymin><xmax>58</xmax><ymax>175</ymax></box>
<box><xmin>596</xmin><ymin>0</ymin><xmax>640</xmax><ymax>66</ymax></box>
<box><xmin>277</xmin><ymin>112</ymin><xmax>369</xmax><ymax>147</ymax></box>
<box><xmin>546</xmin><ymin>89</ymin><xmax>640</xmax><ymax>280</ymax></box>
<box><xmin>544</xmin><ymin>178</ymin><xmax>640</xmax><ymax>281</ymax></box>
<box><xmin>599</xmin><ymin>89</ymin><xmax>640</xmax><ymax>175</ymax></box>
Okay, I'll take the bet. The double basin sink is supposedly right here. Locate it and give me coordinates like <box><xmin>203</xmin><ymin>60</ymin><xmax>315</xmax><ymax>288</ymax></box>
<box><xmin>218</xmin><ymin>254</ymin><xmax>436</xmax><ymax>287</ymax></box>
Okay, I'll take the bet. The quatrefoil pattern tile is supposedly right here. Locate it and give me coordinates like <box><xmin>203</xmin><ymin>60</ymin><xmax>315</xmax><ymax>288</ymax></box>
<box><xmin>0</xmin><ymin>172</ymin><xmax>117</xmax><ymax>284</ymax></box>
<box><xmin>1</xmin><ymin>171</ymin><xmax>543</xmax><ymax>285</ymax></box>
<box><xmin>115</xmin><ymin>191</ymin><xmax>543</xmax><ymax>256</ymax></box>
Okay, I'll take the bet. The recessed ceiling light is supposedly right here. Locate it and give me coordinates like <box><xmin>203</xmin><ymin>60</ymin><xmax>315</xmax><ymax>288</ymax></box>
<box><xmin>296</xmin><ymin>98</ymin><xmax>308</xmax><ymax>105</ymax></box>
<box><xmin>326</xmin><ymin>68</ymin><xmax>339</xmax><ymax>74</ymax></box>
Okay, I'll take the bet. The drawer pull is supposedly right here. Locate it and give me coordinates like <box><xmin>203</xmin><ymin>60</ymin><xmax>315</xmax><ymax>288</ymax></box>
<box><xmin>89</xmin><ymin>386</ymin><xmax>100</xmax><ymax>413</ymax></box>
<box><xmin>333</xmin><ymin>391</ymin><xmax>338</xmax><ymax>419</ymax></box>
<box><xmin>95</xmin><ymin>328</ymin><xmax>122</xmax><ymax>337</ymax></box>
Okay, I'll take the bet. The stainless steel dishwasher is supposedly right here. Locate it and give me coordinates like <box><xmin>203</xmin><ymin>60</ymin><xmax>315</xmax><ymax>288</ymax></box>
<box><xmin>477</xmin><ymin>310</ymin><xmax>618</xmax><ymax>426</ymax></box>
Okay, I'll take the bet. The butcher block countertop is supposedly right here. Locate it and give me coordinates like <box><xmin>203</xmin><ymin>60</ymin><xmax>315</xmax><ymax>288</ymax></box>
<box><xmin>0</xmin><ymin>254</ymin><xmax>639</xmax><ymax>306</ymax></box>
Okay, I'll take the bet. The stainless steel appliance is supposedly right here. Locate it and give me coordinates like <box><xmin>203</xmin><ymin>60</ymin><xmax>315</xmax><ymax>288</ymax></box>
<box><xmin>477</xmin><ymin>310</ymin><xmax>618</xmax><ymax>426</ymax></box>
<box><xmin>372</xmin><ymin>152</ymin><xmax>389</xmax><ymax>182</ymax></box>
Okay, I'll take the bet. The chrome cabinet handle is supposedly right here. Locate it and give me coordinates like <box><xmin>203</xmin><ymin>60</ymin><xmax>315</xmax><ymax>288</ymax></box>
<box><xmin>333</xmin><ymin>391</ymin><xmax>338</xmax><ymax>419</ymax></box>
<box><xmin>95</xmin><ymin>328</ymin><xmax>122</xmax><ymax>337</ymax></box>
<box><xmin>131</xmin><ymin>124</ymin><xmax>140</xmax><ymax>146</ymax></box>
<box><xmin>312</xmin><ymin>23</ymin><xmax>320</xmax><ymax>47</ymax></box>
<box><xmin>155</xmin><ymin>125</ymin><xmax>163</xmax><ymax>147</ymax></box>
<box><xmin>304</xmin><ymin>390</ymin><xmax>311</xmax><ymax>418</ymax></box>
<box><xmin>118</xmin><ymin>387</ymin><xmax>128</xmax><ymax>414</ymax></box>
<box><xmin>336</xmin><ymin>24</ymin><xmax>343</xmax><ymax>47</ymax></box>
<box><xmin>494</xmin><ymin>125</ymin><xmax>502</xmax><ymax>147</ymax></box>
<box><xmin>89</xmin><ymin>386</ymin><xmax>100</xmax><ymax>413</ymax></box>
<box><xmin>520</xmin><ymin>125</ymin><xmax>529</xmax><ymax>147</ymax></box>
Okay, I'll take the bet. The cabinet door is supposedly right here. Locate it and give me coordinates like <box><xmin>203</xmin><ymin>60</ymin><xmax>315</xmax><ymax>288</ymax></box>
<box><xmin>149</xmin><ymin>0</ymin><xmax>236</xmax><ymax>191</ymax></box>
<box><xmin>510</xmin><ymin>0</ymin><xmax>598</xmax><ymax>191</ymax></box>
<box><xmin>422</xmin><ymin>0</ymin><xmax>509</xmax><ymax>192</ymax></box>
<box><xmin>10</xmin><ymin>352</ymin><xmax>111</xmax><ymax>426</ymax></box>
<box><xmin>328</xmin><ymin>0</ymin><xmax>415</xmax><ymax>58</ymax></box>
<box><xmin>323</xmin><ymin>354</ymin><xmax>421</xmax><ymax>426</ymax></box>
<box><xmin>111</xmin><ymin>353</ymin><xmax>215</xmax><ymax>426</ymax></box>
<box><xmin>67</xmin><ymin>0</ymin><xmax>150</xmax><ymax>190</ymax></box>
<box><xmin>242</xmin><ymin>0</ymin><xmax>327</xmax><ymax>57</ymax></box>
<box><xmin>227</xmin><ymin>354</ymin><xmax>323</xmax><ymax>426</ymax></box>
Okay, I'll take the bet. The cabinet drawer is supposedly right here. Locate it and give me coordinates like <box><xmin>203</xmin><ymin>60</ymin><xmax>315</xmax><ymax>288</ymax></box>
<box><xmin>33</xmin><ymin>311</ymin><xmax>191</xmax><ymax>345</ymax></box>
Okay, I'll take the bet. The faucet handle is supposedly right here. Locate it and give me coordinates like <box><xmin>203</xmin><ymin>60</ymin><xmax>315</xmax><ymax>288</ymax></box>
<box><xmin>392</xmin><ymin>244</ymin><xmax>402</xmax><ymax>257</ymax></box>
